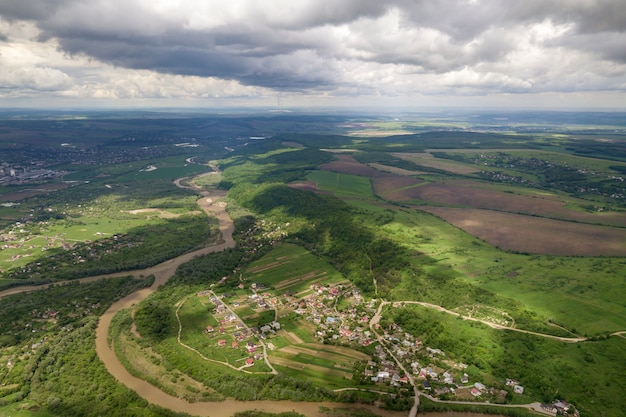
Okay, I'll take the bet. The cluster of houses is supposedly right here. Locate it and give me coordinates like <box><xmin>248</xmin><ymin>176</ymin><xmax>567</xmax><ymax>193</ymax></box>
<box><xmin>287</xmin><ymin>285</ymin><xmax>539</xmax><ymax>405</ymax></box>
<box><xmin>203</xmin><ymin>275</ymin><xmax>580</xmax><ymax>414</ymax></box>
<box><xmin>290</xmin><ymin>284</ymin><xmax>379</xmax><ymax>347</ymax></box>
<box><xmin>539</xmin><ymin>399</ymin><xmax>579</xmax><ymax>416</ymax></box>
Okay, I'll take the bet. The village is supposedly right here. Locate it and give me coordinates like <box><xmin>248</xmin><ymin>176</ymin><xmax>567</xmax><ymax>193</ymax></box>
<box><xmin>199</xmin><ymin>277</ymin><xmax>579</xmax><ymax>416</ymax></box>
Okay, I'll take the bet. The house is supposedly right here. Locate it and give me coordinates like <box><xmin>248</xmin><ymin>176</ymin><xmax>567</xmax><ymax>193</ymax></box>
<box><xmin>514</xmin><ymin>384</ymin><xmax>524</xmax><ymax>394</ymax></box>
<box><xmin>245</xmin><ymin>358</ymin><xmax>254</xmax><ymax>365</ymax></box>
<box><xmin>506</xmin><ymin>378</ymin><xmax>520</xmax><ymax>387</ymax></box>
<box><xmin>217</xmin><ymin>339</ymin><xmax>227</xmax><ymax>347</ymax></box>
<box><xmin>553</xmin><ymin>400</ymin><xmax>570</xmax><ymax>411</ymax></box>
<box><xmin>470</xmin><ymin>388</ymin><xmax>481</xmax><ymax>397</ymax></box>
<box><xmin>205</xmin><ymin>325</ymin><xmax>214</xmax><ymax>333</ymax></box>
<box><xmin>232</xmin><ymin>341</ymin><xmax>239</xmax><ymax>348</ymax></box>
<box><xmin>422</xmin><ymin>381</ymin><xmax>431</xmax><ymax>390</ymax></box>
<box><xmin>474</xmin><ymin>382</ymin><xmax>486</xmax><ymax>391</ymax></box>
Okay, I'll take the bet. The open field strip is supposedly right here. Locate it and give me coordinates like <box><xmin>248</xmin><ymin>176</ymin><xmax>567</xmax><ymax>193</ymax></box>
<box><xmin>275</xmin><ymin>273</ymin><xmax>332</xmax><ymax>293</ymax></box>
<box><xmin>273</xmin><ymin>270</ymin><xmax>323</xmax><ymax>289</ymax></box>
<box><xmin>278</xmin><ymin>345</ymin><xmax>318</xmax><ymax>356</ymax></box>
<box><xmin>277</xmin><ymin>344</ymin><xmax>365</xmax><ymax>368</ymax></box>
<box><xmin>307</xmin><ymin>170</ymin><xmax>375</xmax><ymax>198</ymax></box>
<box><xmin>391</xmin><ymin>152</ymin><xmax>480</xmax><ymax>174</ymax></box>
<box><xmin>270</xmin><ymin>356</ymin><xmax>353</xmax><ymax>380</ymax></box>
<box><xmin>367</xmin><ymin>163</ymin><xmax>427</xmax><ymax>176</ymax></box>
<box><xmin>376</xmin><ymin>181</ymin><xmax>428</xmax><ymax>196</ymax></box>
<box><xmin>300</xmin><ymin>343</ymin><xmax>371</xmax><ymax>360</ymax></box>
<box><xmin>245</xmin><ymin>260</ymin><xmax>283</xmax><ymax>273</ymax></box>
<box><xmin>278</xmin><ymin>329</ymin><xmax>305</xmax><ymax>344</ymax></box>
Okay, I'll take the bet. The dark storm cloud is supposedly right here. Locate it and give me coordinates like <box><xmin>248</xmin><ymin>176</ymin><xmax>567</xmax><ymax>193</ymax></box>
<box><xmin>27</xmin><ymin>0</ymin><xmax>345</xmax><ymax>90</ymax></box>
<box><xmin>0</xmin><ymin>1</ymin><xmax>72</xmax><ymax>21</ymax></box>
<box><xmin>2</xmin><ymin>0</ymin><xmax>626</xmax><ymax>95</ymax></box>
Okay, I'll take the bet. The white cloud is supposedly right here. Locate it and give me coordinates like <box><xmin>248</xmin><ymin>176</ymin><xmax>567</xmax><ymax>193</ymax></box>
<box><xmin>0</xmin><ymin>0</ymin><xmax>624</xmax><ymax>108</ymax></box>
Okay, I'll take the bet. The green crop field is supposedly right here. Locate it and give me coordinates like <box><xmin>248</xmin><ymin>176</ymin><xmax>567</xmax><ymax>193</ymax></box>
<box><xmin>240</xmin><ymin>243</ymin><xmax>346</xmax><ymax>292</ymax></box>
<box><xmin>306</xmin><ymin>170</ymin><xmax>374</xmax><ymax>199</ymax></box>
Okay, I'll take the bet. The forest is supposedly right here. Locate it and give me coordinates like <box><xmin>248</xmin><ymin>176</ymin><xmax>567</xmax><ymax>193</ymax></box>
<box><xmin>0</xmin><ymin>111</ymin><xmax>625</xmax><ymax>417</ymax></box>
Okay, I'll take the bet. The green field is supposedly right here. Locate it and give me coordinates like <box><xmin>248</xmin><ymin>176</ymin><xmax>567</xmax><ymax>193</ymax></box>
<box><xmin>387</xmin><ymin>303</ymin><xmax>626</xmax><ymax>417</ymax></box>
<box><xmin>240</xmin><ymin>243</ymin><xmax>346</xmax><ymax>293</ymax></box>
<box><xmin>3</xmin><ymin>113</ymin><xmax>626</xmax><ymax>417</ymax></box>
<box><xmin>306</xmin><ymin>170</ymin><xmax>374</xmax><ymax>199</ymax></box>
<box><xmin>369</xmin><ymin>206</ymin><xmax>626</xmax><ymax>336</ymax></box>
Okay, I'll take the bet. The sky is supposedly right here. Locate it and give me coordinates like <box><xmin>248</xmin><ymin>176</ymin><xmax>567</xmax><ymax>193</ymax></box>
<box><xmin>1</xmin><ymin>0</ymin><xmax>625</xmax><ymax>110</ymax></box>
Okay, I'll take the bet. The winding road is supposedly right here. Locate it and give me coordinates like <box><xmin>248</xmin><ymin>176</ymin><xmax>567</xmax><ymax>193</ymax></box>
<box><xmin>2</xmin><ymin>173</ymin><xmax>622</xmax><ymax>417</ymax></box>
<box><xmin>91</xmin><ymin>176</ymin><xmax>404</xmax><ymax>417</ymax></box>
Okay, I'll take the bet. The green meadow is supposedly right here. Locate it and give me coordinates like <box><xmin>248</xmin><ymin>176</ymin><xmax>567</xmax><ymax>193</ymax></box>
<box><xmin>387</xmin><ymin>303</ymin><xmax>626</xmax><ymax>417</ymax></box>
<box><xmin>240</xmin><ymin>243</ymin><xmax>346</xmax><ymax>293</ymax></box>
<box><xmin>306</xmin><ymin>170</ymin><xmax>374</xmax><ymax>199</ymax></box>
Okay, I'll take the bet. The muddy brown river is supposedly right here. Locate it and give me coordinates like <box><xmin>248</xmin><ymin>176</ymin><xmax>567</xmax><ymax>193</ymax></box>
<box><xmin>1</xmin><ymin>179</ymin><xmax>506</xmax><ymax>417</ymax></box>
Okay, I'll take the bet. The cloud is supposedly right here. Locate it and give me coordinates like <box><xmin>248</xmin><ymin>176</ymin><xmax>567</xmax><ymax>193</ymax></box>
<box><xmin>0</xmin><ymin>0</ymin><xmax>625</xmax><ymax>107</ymax></box>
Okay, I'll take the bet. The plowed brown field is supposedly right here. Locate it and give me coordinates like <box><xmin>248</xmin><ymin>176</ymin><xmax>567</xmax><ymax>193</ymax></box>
<box><xmin>390</xmin><ymin>181</ymin><xmax>626</xmax><ymax>227</ymax></box>
<box><xmin>420</xmin><ymin>206</ymin><xmax>626</xmax><ymax>256</ymax></box>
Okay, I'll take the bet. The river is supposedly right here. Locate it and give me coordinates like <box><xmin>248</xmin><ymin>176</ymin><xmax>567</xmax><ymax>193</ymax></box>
<box><xmin>1</xmin><ymin>176</ymin><xmax>507</xmax><ymax>417</ymax></box>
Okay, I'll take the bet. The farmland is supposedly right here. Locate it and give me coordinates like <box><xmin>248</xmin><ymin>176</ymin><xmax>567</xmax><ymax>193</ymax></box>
<box><xmin>1</xmin><ymin>111</ymin><xmax>625</xmax><ymax>417</ymax></box>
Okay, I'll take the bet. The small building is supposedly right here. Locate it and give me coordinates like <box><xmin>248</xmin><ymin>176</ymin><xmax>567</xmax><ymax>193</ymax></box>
<box><xmin>245</xmin><ymin>358</ymin><xmax>254</xmax><ymax>365</ymax></box>
<box><xmin>514</xmin><ymin>384</ymin><xmax>524</xmax><ymax>394</ymax></box>
<box><xmin>217</xmin><ymin>339</ymin><xmax>227</xmax><ymax>347</ymax></box>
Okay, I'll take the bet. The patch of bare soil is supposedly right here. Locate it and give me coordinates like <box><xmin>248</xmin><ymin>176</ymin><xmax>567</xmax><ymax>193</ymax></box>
<box><xmin>288</xmin><ymin>181</ymin><xmax>319</xmax><ymax>193</ymax></box>
<box><xmin>320</xmin><ymin>154</ymin><xmax>386</xmax><ymax>177</ymax></box>
<box><xmin>392</xmin><ymin>181</ymin><xmax>626</xmax><ymax>227</ymax></box>
<box><xmin>373</xmin><ymin>176</ymin><xmax>424</xmax><ymax>197</ymax></box>
<box><xmin>420</xmin><ymin>206</ymin><xmax>626</xmax><ymax>256</ymax></box>
<box><xmin>125</xmin><ymin>208</ymin><xmax>201</xmax><ymax>218</ymax></box>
